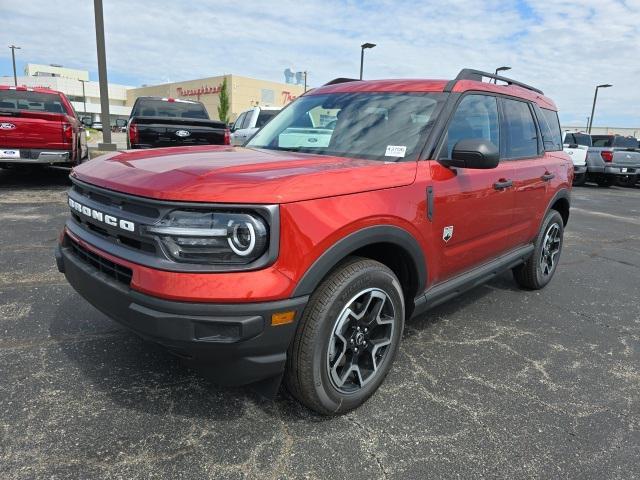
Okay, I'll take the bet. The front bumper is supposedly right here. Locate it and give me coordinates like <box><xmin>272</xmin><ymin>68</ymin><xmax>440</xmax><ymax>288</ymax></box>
<box><xmin>0</xmin><ymin>148</ymin><xmax>71</xmax><ymax>164</ymax></box>
<box><xmin>55</xmin><ymin>243</ymin><xmax>308</xmax><ymax>386</ymax></box>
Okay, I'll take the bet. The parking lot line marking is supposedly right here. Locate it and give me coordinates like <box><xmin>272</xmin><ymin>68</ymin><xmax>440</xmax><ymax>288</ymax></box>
<box><xmin>571</xmin><ymin>207</ymin><xmax>640</xmax><ymax>226</ymax></box>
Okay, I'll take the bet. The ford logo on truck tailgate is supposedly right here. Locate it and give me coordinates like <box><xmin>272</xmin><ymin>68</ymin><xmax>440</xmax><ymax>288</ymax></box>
<box><xmin>0</xmin><ymin>123</ymin><xmax>16</xmax><ymax>130</ymax></box>
<box><xmin>68</xmin><ymin>197</ymin><xmax>135</xmax><ymax>232</ymax></box>
<box><xmin>175</xmin><ymin>130</ymin><xmax>191</xmax><ymax>137</ymax></box>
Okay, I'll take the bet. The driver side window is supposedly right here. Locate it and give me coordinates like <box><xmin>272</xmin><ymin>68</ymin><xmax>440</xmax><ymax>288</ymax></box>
<box><xmin>439</xmin><ymin>94</ymin><xmax>500</xmax><ymax>159</ymax></box>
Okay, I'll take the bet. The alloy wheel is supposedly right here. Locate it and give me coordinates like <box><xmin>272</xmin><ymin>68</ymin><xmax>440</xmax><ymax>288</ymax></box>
<box><xmin>540</xmin><ymin>222</ymin><xmax>561</xmax><ymax>277</ymax></box>
<box><xmin>326</xmin><ymin>288</ymin><xmax>396</xmax><ymax>394</ymax></box>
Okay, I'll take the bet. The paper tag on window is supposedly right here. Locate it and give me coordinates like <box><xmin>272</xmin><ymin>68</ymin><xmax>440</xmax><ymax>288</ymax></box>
<box><xmin>385</xmin><ymin>145</ymin><xmax>407</xmax><ymax>157</ymax></box>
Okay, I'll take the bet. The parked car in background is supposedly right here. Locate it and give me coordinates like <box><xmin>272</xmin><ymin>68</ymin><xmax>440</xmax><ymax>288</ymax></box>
<box><xmin>91</xmin><ymin>122</ymin><xmax>103</xmax><ymax>131</ymax></box>
<box><xmin>0</xmin><ymin>85</ymin><xmax>87</xmax><ymax>168</ymax></box>
<box><xmin>126</xmin><ymin>96</ymin><xmax>230</xmax><ymax>149</ymax></box>
<box><xmin>586</xmin><ymin>135</ymin><xmax>640</xmax><ymax>187</ymax></box>
<box><xmin>56</xmin><ymin>69</ymin><xmax>572</xmax><ymax>415</ymax></box>
<box><xmin>563</xmin><ymin>131</ymin><xmax>590</xmax><ymax>186</ymax></box>
<box><xmin>230</xmin><ymin>106</ymin><xmax>281</xmax><ymax>145</ymax></box>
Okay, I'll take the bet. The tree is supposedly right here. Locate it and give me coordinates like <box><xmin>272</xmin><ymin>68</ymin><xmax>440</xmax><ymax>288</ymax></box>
<box><xmin>217</xmin><ymin>77</ymin><xmax>230</xmax><ymax>124</ymax></box>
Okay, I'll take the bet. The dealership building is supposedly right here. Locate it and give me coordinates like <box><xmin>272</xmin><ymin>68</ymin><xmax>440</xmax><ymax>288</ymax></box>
<box><xmin>0</xmin><ymin>63</ymin><xmax>132</xmax><ymax>124</ymax></box>
<box><xmin>126</xmin><ymin>74</ymin><xmax>306</xmax><ymax>122</ymax></box>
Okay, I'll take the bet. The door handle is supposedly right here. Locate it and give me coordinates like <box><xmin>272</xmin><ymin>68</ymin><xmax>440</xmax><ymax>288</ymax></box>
<box><xmin>493</xmin><ymin>179</ymin><xmax>513</xmax><ymax>190</ymax></box>
<box><xmin>541</xmin><ymin>172</ymin><xmax>555</xmax><ymax>181</ymax></box>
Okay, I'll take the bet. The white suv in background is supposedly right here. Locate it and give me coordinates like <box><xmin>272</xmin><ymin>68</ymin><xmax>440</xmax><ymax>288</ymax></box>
<box><xmin>563</xmin><ymin>131</ymin><xmax>590</xmax><ymax>186</ymax></box>
<box><xmin>230</xmin><ymin>106</ymin><xmax>281</xmax><ymax>145</ymax></box>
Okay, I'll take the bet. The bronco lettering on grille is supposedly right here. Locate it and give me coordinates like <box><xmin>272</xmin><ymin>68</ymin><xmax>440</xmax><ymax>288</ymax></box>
<box><xmin>68</xmin><ymin>197</ymin><xmax>135</xmax><ymax>232</ymax></box>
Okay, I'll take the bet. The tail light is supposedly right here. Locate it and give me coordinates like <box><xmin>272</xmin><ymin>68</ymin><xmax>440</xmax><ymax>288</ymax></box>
<box><xmin>601</xmin><ymin>151</ymin><xmax>613</xmax><ymax>162</ymax></box>
<box><xmin>224</xmin><ymin>127</ymin><xmax>231</xmax><ymax>145</ymax></box>
<box><xmin>62</xmin><ymin>123</ymin><xmax>73</xmax><ymax>144</ymax></box>
<box><xmin>129</xmin><ymin>121</ymin><xmax>139</xmax><ymax>146</ymax></box>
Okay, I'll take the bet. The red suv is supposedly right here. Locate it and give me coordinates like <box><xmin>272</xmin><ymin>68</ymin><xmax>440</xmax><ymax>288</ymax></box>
<box><xmin>0</xmin><ymin>86</ymin><xmax>87</xmax><ymax>167</ymax></box>
<box><xmin>55</xmin><ymin>69</ymin><xmax>572</xmax><ymax>415</ymax></box>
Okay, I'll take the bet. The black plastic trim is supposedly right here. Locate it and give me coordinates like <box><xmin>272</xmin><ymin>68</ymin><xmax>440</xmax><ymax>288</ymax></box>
<box><xmin>292</xmin><ymin>225</ymin><xmax>427</xmax><ymax>297</ymax></box>
<box><xmin>426</xmin><ymin>186</ymin><xmax>434</xmax><ymax>221</ymax></box>
<box><xmin>411</xmin><ymin>244</ymin><xmax>534</xmax><ymax>318</ymax></box>
<box><xmin>545</xmin><ymin>188</ymin><xmax>571</xmax><ymax>225</ymax></box>
<box><xmin>445</xmin><ymin>68</ymin><xmax>544</xmax><ymax>95</ymax></box>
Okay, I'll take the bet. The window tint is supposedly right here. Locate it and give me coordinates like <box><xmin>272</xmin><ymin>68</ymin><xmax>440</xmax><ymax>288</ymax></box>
<box><xmin>502</xmin><ymin>99</ymin><xmax>539</xmax><ymax>158</ymax></box>
<box><xmin>256</xmin><ymin>110</ymin><xmax>278</xmax><ymax>128</ymax></box>
<box><xmin>612</xmin><ymin>136</ymin><xmax>638</xmax><ymax>148</ymax></box>
<box><xmin>564</xmin><ymin>132</ymin><xmax>591</xmax><ymax>147</ymax></box>
<box><xmin>133</xmin><ymin>98</ymin><xmax>209</xmax><ymax>119</ymax></box>
<box><xmin>440</xmin><ymin>94</ymin><xmax>499</xmax><ymax>159</ymax></box>
<box><xmin>591</xmin><ymin>136</ymin><xmax>613</xmax><ymax>147</ymax></box>
<box><xmin>0</xmin><ymin>90</ymin><xmax>68</xmax><ymax>114</ymax></box>
<box><xmin>540</xmin><ymin>108</ymin><xmax>562</xmax><ymax>151</ymax></box>
<box><xmin>241</xmin><ymin>110</ymin><xmax>254</xmax><ymax>129</ymax></box>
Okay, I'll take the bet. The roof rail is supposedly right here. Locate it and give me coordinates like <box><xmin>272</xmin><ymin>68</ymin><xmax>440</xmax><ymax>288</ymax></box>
<box><xmin>445</xmin><ymin>68</ymin><xmax>544</xmax><ymax>95</ymax></box>
<box><xmin>323</xmin><ymin>77</ymin><xmax>360</xmax><ymax>86</ymax></box>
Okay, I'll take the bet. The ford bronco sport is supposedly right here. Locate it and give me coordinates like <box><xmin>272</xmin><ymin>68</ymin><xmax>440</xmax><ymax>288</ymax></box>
<box><xmin>55</xmin><ymin>69</ymin><xmax>572</xmax><ymax>415</ymax></box>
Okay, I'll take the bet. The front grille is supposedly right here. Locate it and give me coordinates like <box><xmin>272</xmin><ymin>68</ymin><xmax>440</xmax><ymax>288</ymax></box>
<box><xmin>68</xmin><ymin>236</ymin><xmax>133</xmax><ymax>286</ymax></box>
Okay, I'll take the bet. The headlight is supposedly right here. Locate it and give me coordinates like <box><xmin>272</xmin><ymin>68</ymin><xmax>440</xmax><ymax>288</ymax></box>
<box><xmin>146</xmin><ymin>210</ymin><xmax>269</xmax><ymax>265</ymax></box>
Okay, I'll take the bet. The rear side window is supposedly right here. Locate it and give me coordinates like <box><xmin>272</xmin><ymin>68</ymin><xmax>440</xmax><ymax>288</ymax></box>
<box><xmin>256</xmin><ymin>110</ymin><xmax>278</xmax><ymax>128</ymax></box>
<box><xmin>0</xmin><ymin>90</ymin><xmax>67</xmax><ymax>114</ymax></box>
<box><xmin>440</xmin><ymin>94</ymin><xmax>500</xmax><ymax>159</ymax></box>
<box><xmin>539</xmin><ymin>108</ymin><xmax>563</xmax><ymax>151</ymax></box>
<box><xmin>501</xmin><ymin>99</ymin><xmax>539</xmax><ymax>159</ymax></box>
<box><xmin>241</xmin><ymin>110</ymin><xmax>254</xmax><ymax>129</ymax></box>
<box><xmin>233</xmin><ymin>112</ymin><xmax>246</xmax><ymax>130</ymax></box>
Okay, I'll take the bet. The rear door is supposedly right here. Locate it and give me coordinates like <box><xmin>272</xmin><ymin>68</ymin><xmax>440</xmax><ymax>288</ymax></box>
<box><xmin>501</xmin><ymin>98</ymin><xmax>552</xmax><ymax>246</ymax></box>
<box><xmin>428</xmin><ymin>93</ymin><xmax>516</xmax><ymax>281</ymax></box>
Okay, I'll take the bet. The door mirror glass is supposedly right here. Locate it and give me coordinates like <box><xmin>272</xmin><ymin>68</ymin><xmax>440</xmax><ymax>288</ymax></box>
<box><xmin>81</xmin><ymin>117</ymin><xmax>92</xmax><ymax>127</ymax></box>
<box><xmin>115</xmin><ymin>119</ymin><xmax>127</xmax><ymax>128</ymax></box>
<box><xmin>441</xmin><ymin>139</ymin><xmax>499</xmax><ymax>169</ymax></box>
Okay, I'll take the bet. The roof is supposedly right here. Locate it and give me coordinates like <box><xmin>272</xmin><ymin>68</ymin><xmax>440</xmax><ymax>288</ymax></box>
<box><xmin>310</xmin><ymin>77</ymin><xmax>557</xmax><ymax>111</ymax></box>
<box><xmin>0</xmin><ymin>85</ymin><xmax>63</xmax><ymax>95</ymax></box>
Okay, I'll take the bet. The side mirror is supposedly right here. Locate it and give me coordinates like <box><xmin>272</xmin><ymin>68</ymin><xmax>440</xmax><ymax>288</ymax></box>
<box><xmin>81</xmin><ymin>117</ymin><xmax>92</xmax><ymax>127</ymax></box>
<box><xmin>440</xmin><ymin>139</ymin><xmax>499</xmax><ymax>169</ymax></box>
<box><xmin>115</xmin><ymin>119</ymin><xmax>127</xmax><ymax>128</ymax></box>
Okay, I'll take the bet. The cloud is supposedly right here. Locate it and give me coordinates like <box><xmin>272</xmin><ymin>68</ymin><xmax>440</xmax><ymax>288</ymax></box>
<box><xmin>1</xmin><ymin>0</ymin><xmax>638</xmax><ymax>126</ymax></box>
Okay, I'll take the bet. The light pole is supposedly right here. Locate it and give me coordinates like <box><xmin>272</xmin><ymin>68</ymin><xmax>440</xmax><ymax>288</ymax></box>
<box><xmin>588</xmin><ymin>84</ymin><xmax>612</xmax><ymax>134</ymax></box>
<box><xmin>303</xmin><ymin>71</ymin><xmax>307</xmax><ymax>92</ymax></box>
<box><xmin>359</xmin><ymin>43</ymin><xmax>376</xmax><ymax>80</ymax></box>
<box><xmin>8</xmin><ymin>45</ymin><xmax>21</xmax><ymax>87</ymax></box>
<box><xmin>79</xmin><ymin>79</ymin><xmax>88</xmax><ymax>117</ymax></box>
<box><xmin>493</xmin><ymin>66</ymin><xmax>510</xmax><ymax>83</ymax></box>
<box><xmin>93</xmin><ymin>0</ymin><xmax>116</xmax><ymax>150</ymax></box>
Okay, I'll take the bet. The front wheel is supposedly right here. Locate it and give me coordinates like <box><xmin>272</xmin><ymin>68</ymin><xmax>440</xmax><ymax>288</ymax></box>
<box><xmin>285</xmin><ymin>257</ymin><xmax>404</xmax><ymax>415</ymax></box>
<box><xmin>513</xmin><ymin>210</ymin><xmax>564</xmax><ymax>290</ymax></box>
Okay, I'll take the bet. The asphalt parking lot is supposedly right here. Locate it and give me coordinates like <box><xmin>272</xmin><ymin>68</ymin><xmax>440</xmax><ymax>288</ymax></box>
<box><xmin>0</xmin><ymin>168</ymin><xmax>638</xmax><ymax>480</ymax></box>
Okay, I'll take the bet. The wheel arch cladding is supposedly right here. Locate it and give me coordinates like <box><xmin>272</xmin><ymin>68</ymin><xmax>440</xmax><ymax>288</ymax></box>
<box><xmin>292</xmin><ymin>226</ymin><xmax>427</xmax><ymax>316</ymax></box>
<box><xmin>548</xmin><ymin>189</ymin><xmax>570</xmax><ymax>226</ymax></box>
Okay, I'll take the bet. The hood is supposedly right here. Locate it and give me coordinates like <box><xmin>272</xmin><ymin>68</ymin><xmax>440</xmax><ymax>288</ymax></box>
<box><xmin>72</xmin><ymin>145</ymin><xmax>417</xmax><ymax>204</ymax></box>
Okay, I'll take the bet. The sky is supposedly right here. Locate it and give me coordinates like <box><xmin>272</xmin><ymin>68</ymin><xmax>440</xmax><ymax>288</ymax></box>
<box><xmin>1</xmin><ymin>0</ymin><xmax>639</xmax><ymax>127</ymax></box>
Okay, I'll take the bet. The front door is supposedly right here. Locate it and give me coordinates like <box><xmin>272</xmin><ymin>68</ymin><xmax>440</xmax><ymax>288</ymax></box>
<box><xmin>425</xmin><ymin>94</ymin><xmax>516</xmax><ymax>284</ymax></box>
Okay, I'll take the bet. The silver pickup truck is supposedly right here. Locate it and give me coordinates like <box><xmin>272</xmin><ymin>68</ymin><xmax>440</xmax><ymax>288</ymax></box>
<box><xmin>587</xmin><ymin>135</ymin><xmax>640</xmax><ymax>187</ymax></box>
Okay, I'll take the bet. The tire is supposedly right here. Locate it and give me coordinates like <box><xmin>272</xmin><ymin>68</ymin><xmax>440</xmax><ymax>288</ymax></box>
<box><xmin>513</xmin><ymin>210</ymin><xmax>564</xmax><ymax>290</ymax></box>
<box><xmin>572</xmin><ymin>172</ymin><xmax>587</xmax><ymax>186</ymax></box>
<box><xmin>596</xmin><ymin>175</ymin><xmax>615</xmax><ymax>187</ymax></box>
<box><xmin>284</xmin><ymin>257</ymin><xmax>405</xmax><ymax>415</ymax></box>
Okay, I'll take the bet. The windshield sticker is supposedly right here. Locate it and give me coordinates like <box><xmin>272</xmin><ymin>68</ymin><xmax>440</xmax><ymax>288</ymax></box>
<box><xmin>385</xmin><ymin>145</ymin><xmax>407</xmax><ymax>157</ymax></box>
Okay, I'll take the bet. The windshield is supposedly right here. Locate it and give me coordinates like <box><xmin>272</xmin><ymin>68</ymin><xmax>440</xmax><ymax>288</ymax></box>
<box><xmin>247</xmin><ymin>92</ymin><xmax>447</xmax><ymax>161</ymax></box>
<box><xmin>133</xmin><ymin>99</ymin><xmax>209</xmax><ymax>119</ymax></box>
<box><xmin>0</xmin><ymin>90</ymin><xmax>68</xmax><ymax>114</ymax></box>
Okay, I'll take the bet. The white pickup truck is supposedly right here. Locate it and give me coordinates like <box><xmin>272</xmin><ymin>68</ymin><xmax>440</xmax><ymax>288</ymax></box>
<box><xmin>563</xmin><ymin>131</ymin><xmax>590</xmax><ymax>186</ymax></box>
<box><xmin>230</xmin><ymin>106</ymin><xmax>281</xmax><ymax>146</ymax></box>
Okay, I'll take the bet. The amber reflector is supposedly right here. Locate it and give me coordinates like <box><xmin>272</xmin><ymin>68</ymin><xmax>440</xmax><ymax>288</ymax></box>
<box><xmin>271</xmin><ymin>311</ymin><xmax>295</xmax><ymax>326</ymax></box>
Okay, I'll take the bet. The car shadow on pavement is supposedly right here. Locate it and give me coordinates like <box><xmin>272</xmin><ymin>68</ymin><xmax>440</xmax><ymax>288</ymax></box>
<box><xmin>49</xmin><ymin>271</ymin><xmax>518</xmax><ymax>422</ymax></box>
<box><xmin>0</xmin><ymin>165</ymin><xmax>71</xmax><ymax>187</ymax></box>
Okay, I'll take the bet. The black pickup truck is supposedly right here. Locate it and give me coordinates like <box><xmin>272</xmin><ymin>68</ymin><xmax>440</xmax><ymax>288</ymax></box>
<box><xmin>125</xmin><ymin>97</ymin><xmax>229</xmax><ymax>149</ymax></box>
